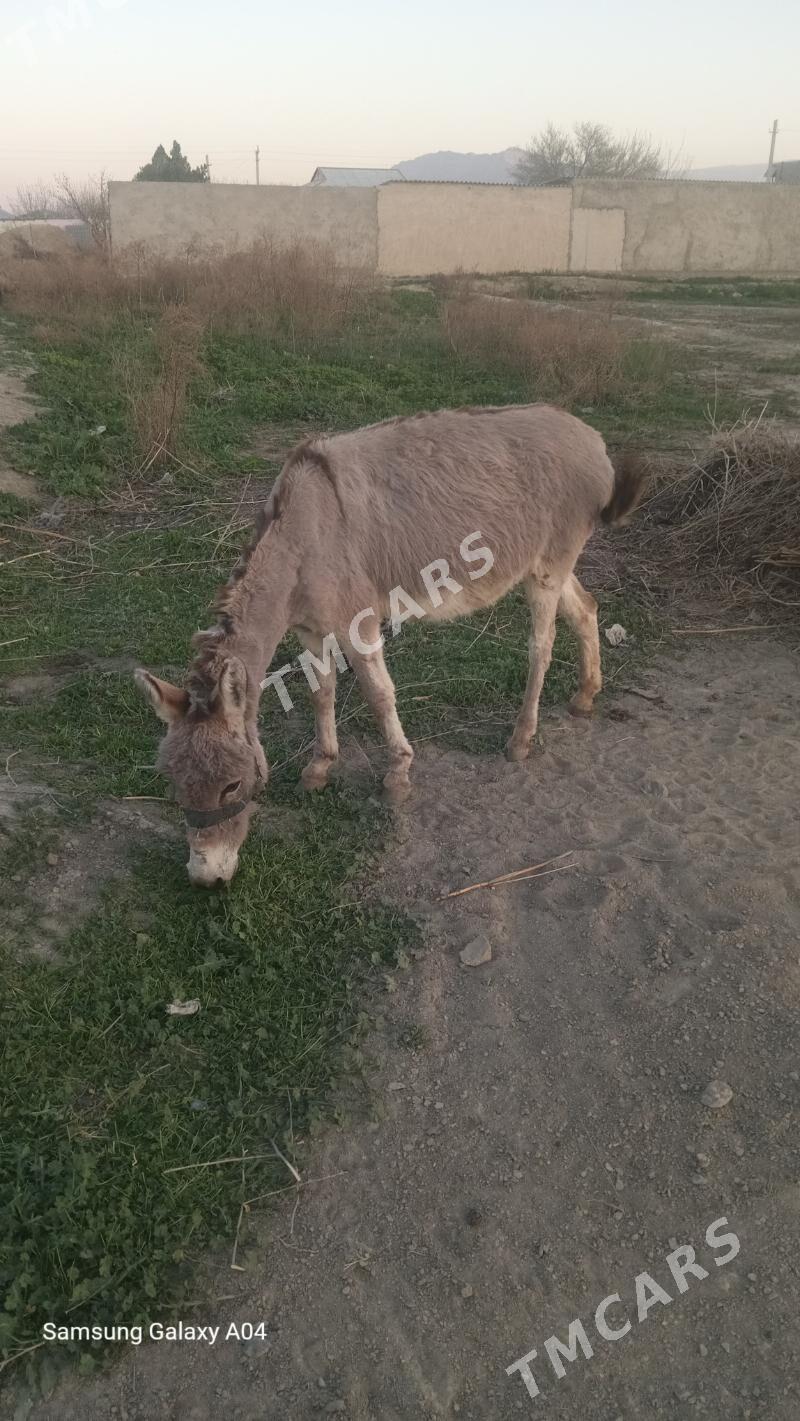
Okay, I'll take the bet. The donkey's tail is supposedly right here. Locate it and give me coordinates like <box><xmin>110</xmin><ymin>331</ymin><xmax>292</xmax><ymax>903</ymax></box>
<box><xmin>601</xmin><ymin>451</ymin><xmax>648</xmax><ymax>526</ymax></box>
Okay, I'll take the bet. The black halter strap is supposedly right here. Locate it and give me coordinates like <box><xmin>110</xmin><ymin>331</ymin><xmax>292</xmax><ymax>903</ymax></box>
<box><xmin>181</xmin><ymin>759</ymin><xmax>265</xmax><ymax>830</ymax></box>
<box><xmin>183</xmin><ymin>799</ymin><xmax>250</xmax><ymax>829</ymax></box>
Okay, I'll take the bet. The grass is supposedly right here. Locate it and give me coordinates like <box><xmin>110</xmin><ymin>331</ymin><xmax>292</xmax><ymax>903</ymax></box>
<box><xmin>0</xmin><ymin>242</ymin><xmax>728</xmax><ymax>1392</ymax></box>
<box><xmin>625</xmin><ymin>276</ymin><xmax>800</xmax><ymax>306</ymax></box>
<box><xmin>1</xmin><ymin>795</ymin><xmax>415</xmax><ymax>1393</ymax></box>
<box><xmin>755</xmin><ymin>354</ymin><xmax>800</xmax><ymax>375</ymax></box>
<box><xmin>496</xmin><ymin>273</ymin><xmax>800</xmax><ymax>309</ymax></box>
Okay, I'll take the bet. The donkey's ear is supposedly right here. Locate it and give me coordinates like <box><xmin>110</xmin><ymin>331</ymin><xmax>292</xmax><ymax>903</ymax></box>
<box><xmin>215</xmin><ymin>656</ymin><xmax>248</xmax><ymax>724</ymax></box>
<box><xmin>135</xmin><ymin>669</ymin><xmax>189</xmax><ymax>724</ymax></box>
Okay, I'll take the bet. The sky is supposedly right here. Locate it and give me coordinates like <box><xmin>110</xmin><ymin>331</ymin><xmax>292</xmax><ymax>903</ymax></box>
<box><xmin>1</xmin><ymin>0</ymin><xmax>799</xmax><ymax>206</ymax></box>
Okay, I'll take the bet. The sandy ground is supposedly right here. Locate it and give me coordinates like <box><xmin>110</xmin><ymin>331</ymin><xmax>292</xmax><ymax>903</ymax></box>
<box><xmin>23</xmin><ymin>631</ymin><xmax>800</xmax><ymax>1420</ymax></box>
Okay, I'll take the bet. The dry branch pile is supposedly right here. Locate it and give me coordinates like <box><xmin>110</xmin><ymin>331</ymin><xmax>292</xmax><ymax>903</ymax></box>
<box><xmin>641</xmin><ymin>422</ymin><xmax>800</xmax><ymax>612</ymax></box>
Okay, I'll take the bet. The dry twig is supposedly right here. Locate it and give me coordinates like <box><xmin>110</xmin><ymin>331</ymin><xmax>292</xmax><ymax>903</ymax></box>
<box><xmin>439</xmin><ymin>852</ymin><xmax>577</xmax><ymax>900</ymax></box>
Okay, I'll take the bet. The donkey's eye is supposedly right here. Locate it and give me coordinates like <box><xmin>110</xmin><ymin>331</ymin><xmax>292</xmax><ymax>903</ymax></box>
<box><xmin>221</xmin><ymin>779</ymin><xmax>242</xmax><ymax>801</ymax></box>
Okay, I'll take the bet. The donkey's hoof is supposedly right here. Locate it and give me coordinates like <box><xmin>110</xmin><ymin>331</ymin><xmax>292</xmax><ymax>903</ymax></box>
<box><xmin>383</xmin><ymin>773</ymin><xmax>412</xmax><ymax>805</ymax></box>
<box><xmin>505</xmin><ymin>738</ymin><xmax>530</xmax><ymax>763</ymax></box>
<box><xmin>301</xmin><ymin>761</ymin><xmax>332</xmax><ymax>791</ymax></box>
<box><xmin>568</xmin><ymin>698</ymin><xmax>594</xmax><ymax>719</ymax></box>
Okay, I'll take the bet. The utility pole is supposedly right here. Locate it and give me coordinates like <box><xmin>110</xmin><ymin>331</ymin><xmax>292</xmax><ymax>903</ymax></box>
<box><xmin>255</xmin><ymin>145</ymin><xmax>260</xmax><ymax>185</ymax></box>
<box><xmin>205</xmin><ymin>152</ymin><xmax>211</xmax><ymax>182</ymax></box>
<box><xmin>766</xmin><ymin>119</ymin><xmax>778</xmax><ymax>180</ymax></box>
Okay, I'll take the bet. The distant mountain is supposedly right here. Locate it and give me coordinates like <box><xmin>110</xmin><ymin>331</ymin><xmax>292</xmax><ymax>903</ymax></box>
<box><xmin>398</xmin><ymin>148</ymin><xmax>523</xmax><ymax>184</ymax></box>
<box><xmin>0</xmin><ymin>207</ymin><xmax>13</xmax><ymax>220</ymax></box>
<box><xmin>395</xmin><ymin>153</ymin><xmax>772</xmax><ymax>185</ymax></box>
<box><xmin>686</xmin><ymin>164</ymin><xmax>766</xmax><ymax>182</ymax></box>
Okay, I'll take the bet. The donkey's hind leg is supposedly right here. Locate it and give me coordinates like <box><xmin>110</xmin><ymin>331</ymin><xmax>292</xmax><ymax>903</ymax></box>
<box><xmin>297</xmin><ymin>631</ymin><xmax>339</xmax><ymax>791</ymax></box>
<box><xmin>559</xmin><ymin>571</ymin><xmax>602</xmax><ymax>717</ymax></box>
<box><xmin>349</xmin><ymin>623</ymin><xmax>414</xmax><ymax>803</ymax></box>
<box><xmin>506</xmin><ymin>578</ymin><xmax>560</xmax><ymax>762</ymax></box>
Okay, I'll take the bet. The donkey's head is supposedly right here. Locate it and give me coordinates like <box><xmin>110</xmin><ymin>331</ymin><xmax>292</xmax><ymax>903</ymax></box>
<box><xmin>135</xmin><ymin>653</ymin><xmax>267</xmax><ymax>886</ymax></box>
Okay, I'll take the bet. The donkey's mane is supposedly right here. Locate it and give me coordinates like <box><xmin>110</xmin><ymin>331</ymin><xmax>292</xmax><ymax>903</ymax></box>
<box><xmin>187</xmin><ymin>438</ymin><xmax>341</xmax><ymax>709</ymax></box>
<box><xmin>187</xmin><ymin>499</ymin><xmax>279</xmax><ymax>712</ymax></box>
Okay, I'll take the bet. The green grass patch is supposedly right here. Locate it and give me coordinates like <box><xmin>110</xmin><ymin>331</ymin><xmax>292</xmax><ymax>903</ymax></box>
<box><xmin>755</xmin><ymin>354</ymin><xmax>800</xmax><ymax>375</ymax></box>
<box><xmin>626</xmin><ymin>276</ymin><xmax>800</xmax><ymax>306</ymax></box>
<box><xmin>0</xmin><ymin>277</ymin><xmax>727</xmax><ymax>503</ymax></box>
<box><xmin>1</xmin><ymin>792</ymin><xmax>416</xmax><ymax>1389</ymax></box>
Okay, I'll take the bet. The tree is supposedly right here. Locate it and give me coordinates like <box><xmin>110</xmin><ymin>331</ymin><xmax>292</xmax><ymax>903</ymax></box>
<box><xmin>134</xmin><ymin>141</ymin><xmax>209</xmax><ymax>183</ymax></box>
<box><xmin>11</xmin><ymin>180</ymin><xmax>59</xmax><ymax>221</ymax></box>
<box><xmin>12</xmin><ymin>173</ymin><xmax>110</xmax><ymax>251</ymax></box>
<box><xmin>54</xmin><ymin>173</ymin><xmax>111</xmax><ymax>250</ymax></box>
<box><xmin>514</xmin><ymin>121</ymin><xmax>682</xmax><ymax>185</ymax></box>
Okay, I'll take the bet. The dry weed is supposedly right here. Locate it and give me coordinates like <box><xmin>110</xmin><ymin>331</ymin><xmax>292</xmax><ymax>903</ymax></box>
<box><xmin>442</xmin><ymin>293</ymin><xmax>655</xmax><ymax>404</ymax></box>
<box><xmin>0</xmin><ymin>238</ymin><xmax>373</xmax><ymax>345</ymax></box>
<box><xmin>116</xmin><ymin>307</ymin><xmax>206</xmax><ymax>470</ymax></box>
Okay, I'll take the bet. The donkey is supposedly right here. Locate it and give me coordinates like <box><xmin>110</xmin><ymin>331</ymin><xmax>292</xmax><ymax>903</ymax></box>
<box><xmin>136</xmin><ymin>403</ymin><xmax>644</xmax><ymax>885</ymax></box>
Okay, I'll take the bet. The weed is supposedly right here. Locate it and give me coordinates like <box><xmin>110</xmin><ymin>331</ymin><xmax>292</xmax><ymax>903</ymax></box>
<box><xmin>117</xmin><ymin>306</ymin><xmax>206</xmax><ymax>469</ymax></box>
<box><xmin>441</xmin><ymin>293</ymin><xmax>673</xmax><ymax>408</ymax></box>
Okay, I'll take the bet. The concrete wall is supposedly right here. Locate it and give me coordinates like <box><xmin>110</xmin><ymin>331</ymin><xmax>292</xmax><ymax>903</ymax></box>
<box><xmin>109</xmin><ymin>179</ymin><xmax>800</xmax><ymax>278</ymax></box>
<box><xmin>377</xmin><ymin>182</ymin><xmax>571</xmax><ymax>276</ymax></box>
<box><xmin>569</xmin><ymin>205</ymin><xmax>625</xmax><ymax>273</ymax></box>
<box><xmin>108</xmin><ymin>182</ymin><xmax>378</xmax><ymax>266</ymax></box>
<box><xmin>571</xmin><ymin>179</ymin><xmax>800</xmax><ymax>275</ymax></box>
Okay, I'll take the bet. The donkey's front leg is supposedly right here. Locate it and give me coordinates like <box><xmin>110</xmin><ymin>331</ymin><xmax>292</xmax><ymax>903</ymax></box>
<box><xmin>297</xmin><ymin>632</ymin><xmax>339</xmax><ymax>791</ymax></box>
<box><xmin>350</xmin><ymin>641</ymin><xmax>414</xmax><ymax>804</ymax></box>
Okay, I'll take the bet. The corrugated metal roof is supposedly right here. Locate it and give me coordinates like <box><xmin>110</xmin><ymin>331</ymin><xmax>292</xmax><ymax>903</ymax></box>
<box><xmin>308</xmin><ymin>166</ymin><xmax>406</xmax><ymax>187</ymax></box>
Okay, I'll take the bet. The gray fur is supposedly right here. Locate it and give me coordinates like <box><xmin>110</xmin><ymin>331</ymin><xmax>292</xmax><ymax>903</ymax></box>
<box><xmin>136</xmin><ymin>403</ymin><xmax>642</xmax><ymax>884</ymax></box>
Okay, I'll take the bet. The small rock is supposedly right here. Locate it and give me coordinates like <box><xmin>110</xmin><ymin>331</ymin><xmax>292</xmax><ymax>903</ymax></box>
<box><xmin>242</xmin><ymin>1335</ymin><xmax>271</xmax><ymax>1358</ymax></box>
<box><xmin>459</xmin><ymin>937</ymin><xmax>492</xmax><ymax>968</ymax></box>
<box><xmin>701</xmin><ymin>1080</ymin><xmax>733</xmax><ymax>1110</ymax></box>
<box><xmin>46</xmin><ymin>853</ymin><xmax>59</xmax><ymax>867</ymax></box>
<box><xmin>461</xmin><ymin>1284</ymin><xmax>474</xmax><ymax>1299</ymax></box>
<box><xmin>605</xmin><ymin>623</ymin><xmax>627</xmax><ymax>647</ymax></box>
